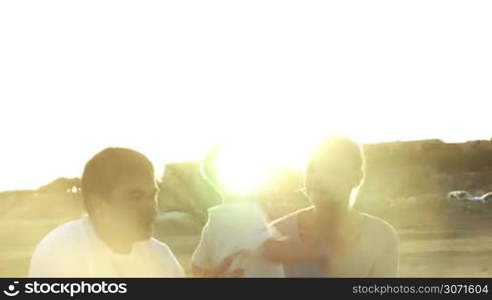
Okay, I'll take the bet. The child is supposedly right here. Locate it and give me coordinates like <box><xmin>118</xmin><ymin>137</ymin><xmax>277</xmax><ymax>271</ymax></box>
<box><xmin>191</xmin><ymin>145</ymin><xmax>285</xmax><ymax>277</ymax></box>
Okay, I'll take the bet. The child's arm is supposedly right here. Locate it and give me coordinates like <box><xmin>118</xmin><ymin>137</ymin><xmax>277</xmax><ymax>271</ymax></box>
<box><xmin>191</xmin><ymin>219</ymin><xmax>213</xmax><ymax>277</ymax></box>
<box><xmin>369</xmin><ymin>226</ymin><xmax>399</xmax><ymax>277</ymax></box>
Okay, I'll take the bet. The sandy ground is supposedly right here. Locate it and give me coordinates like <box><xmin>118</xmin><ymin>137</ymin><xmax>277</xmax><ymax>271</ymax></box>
<box><xmin>396</xmin><ymin>212</ymin><xmax>492</xmax><ymax>277</ymax></box>
<box><xmin>160</xmin><ymin>208</ymin><xmax>492</xmax><ymax>277</ymax></box>
<box><xmin>1</xmin><ymin>205</ymin><xmax>491</xmax><ymax>277</ymax></box>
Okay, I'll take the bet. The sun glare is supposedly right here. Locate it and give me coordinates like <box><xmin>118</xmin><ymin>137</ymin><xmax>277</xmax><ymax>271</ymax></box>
<box><xmin>212</xmin><ymin>132</ymin><xmax>330</xmax><ymax>195</ymax></box>
<box><xmin>1</xmin><ymin>1</ymin><xmax>491</xmax><ymax>192</ymax></box>
<box><xmin>214</xmin><ymin>141</ymin><xmax>273</xmax><ymax>195</ymax></box>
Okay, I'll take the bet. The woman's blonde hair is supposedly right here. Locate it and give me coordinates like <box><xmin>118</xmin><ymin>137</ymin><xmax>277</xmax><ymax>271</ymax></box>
<box><xmin>308</xmin><ymin>135</ymin><xmax>366</xmax><ymax>207</ymax></box>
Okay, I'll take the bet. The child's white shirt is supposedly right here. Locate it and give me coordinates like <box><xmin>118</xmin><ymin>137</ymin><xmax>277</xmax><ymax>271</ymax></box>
<box><xmin>192</xmin><ymin>201</ymin><xmax>285</xmax><ymax>277</ymax></box>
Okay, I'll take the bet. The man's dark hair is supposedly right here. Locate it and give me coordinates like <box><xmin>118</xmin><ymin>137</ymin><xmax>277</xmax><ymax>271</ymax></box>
<box><xmin>81</xmin><ymin>147</ymin><xmax>155</xmax><ymax>213</ymax></box>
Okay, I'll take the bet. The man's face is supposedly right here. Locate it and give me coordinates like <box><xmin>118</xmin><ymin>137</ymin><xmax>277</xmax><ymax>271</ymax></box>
<box><xmin>100</xmin><ymin>172</ymin><xmax>159</xmax><ymax>241</ymax></box>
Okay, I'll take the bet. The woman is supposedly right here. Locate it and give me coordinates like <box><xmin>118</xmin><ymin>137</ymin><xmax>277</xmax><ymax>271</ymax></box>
<box><xmin>260</xmin><ymin>136</ymin><xmax>399</xmax><ymax>277</ymax></box>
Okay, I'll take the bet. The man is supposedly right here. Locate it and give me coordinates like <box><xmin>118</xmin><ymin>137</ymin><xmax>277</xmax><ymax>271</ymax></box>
<box><xmin>29</xmin><ymin>147</ymin><xmax>184</xmax><ymax>277</ymax></box>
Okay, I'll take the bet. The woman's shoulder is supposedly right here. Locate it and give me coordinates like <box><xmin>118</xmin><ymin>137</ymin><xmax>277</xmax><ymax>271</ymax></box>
<box><xmin>359</xmin><ymin>212</ymin><xmax>399</xmax><ymax>244</ymax></box>
<box><xmin>270</xmin><ymin>206</ymin><xmax>313</xmax><ymax>225</ymax></box>
<box><xmin>270</xmin><ymin>206</ymin><xmax>314</xmax><ymax>234</ymax></box>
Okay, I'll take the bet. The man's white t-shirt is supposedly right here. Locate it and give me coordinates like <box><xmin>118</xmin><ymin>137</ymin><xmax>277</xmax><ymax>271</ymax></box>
<box><xmin>192</xmin><ymin>201</ymin><xmax>285</xmax><ymax>277</ymax></box>
<box><xmin>29</xmin><ymin>217</ymin><xmax>184</xmax><ymax>277</ymax></box>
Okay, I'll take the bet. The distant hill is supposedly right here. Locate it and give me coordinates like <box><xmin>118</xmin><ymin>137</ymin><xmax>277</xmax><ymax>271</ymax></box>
<box><xmin>1</xmin><ymin>138</ymin><xmax>492</xmax><ymax>221</ymax></box>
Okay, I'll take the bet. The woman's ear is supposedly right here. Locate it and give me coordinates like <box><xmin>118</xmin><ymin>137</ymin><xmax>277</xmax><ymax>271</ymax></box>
<box><xmin>353</xmin><ymin>170</ymin><xmax>363</xmax><ymax>188</ymax></box>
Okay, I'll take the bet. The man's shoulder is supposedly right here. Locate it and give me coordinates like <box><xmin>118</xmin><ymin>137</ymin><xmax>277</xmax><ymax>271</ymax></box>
<box><xmin>148</xmin><ymin>238</ymin><xmax>173</xmax><ymax>253</ymax></box>
<box><xmin>35</xmin><ymin>218</ymin><xmax>88</xmax><ymax>251</ymax></box>
<box><xmin>29</xmin><ymin>218</ymin><xmax>90</xmax><ymax>277</ymax></box>
<box><xmin>148</xmin><ymin>238</ymin><xmax>181</xmax><ymax>262</ymax></box>
<box><xmin>148</xmin><ymin>238</ymin><xmax>184</xmax><ymax>276</ymax></box>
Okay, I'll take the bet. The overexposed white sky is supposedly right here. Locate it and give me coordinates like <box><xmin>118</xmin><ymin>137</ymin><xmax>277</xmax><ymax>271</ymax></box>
<box><xmin>0</xmin><ymin>1</ymin><xmax>491</xmax><ymax>191</ymax></box>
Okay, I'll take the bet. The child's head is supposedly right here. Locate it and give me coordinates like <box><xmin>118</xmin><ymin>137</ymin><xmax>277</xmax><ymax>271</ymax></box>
<box><xmin>201</xmin><ymin>144</ymin><xmax>223</xmax><ymax>192</ymax></box>
<box><xmin>200</xmin><ymin>143</ymin><xmax>280</xmax><ymax>204</ymax></box>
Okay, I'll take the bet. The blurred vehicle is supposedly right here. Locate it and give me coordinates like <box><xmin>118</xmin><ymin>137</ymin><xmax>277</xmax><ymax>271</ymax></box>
<box><xmin>448</xmin><ymin>190</ymin><xmax>490</xmax><ymax>203</ymax></box>
<box><xmin>467</xmin><ymin>196</ymin><xmax>486</xmax><ymax>203</ymax></box>
<box><xmin>478</xmin><ymin>192</ymin><xmax>492</xmax><ymax>203</ymax></box>
<box><xmin>447</xmin><ymin>190</ymin><xmax>473</xmax><ymax>202</ymax></box>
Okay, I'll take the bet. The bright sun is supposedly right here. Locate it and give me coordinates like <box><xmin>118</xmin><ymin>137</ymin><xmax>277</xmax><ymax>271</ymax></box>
<box><xmin>212</xmin><ymin>133</ymin><xmax>324</xmax><ymax>195</ymax></box>
<box><xmin>213</xmin><ymin>140</ymin><xmax>270</xmax><ymax>195</ymax></box>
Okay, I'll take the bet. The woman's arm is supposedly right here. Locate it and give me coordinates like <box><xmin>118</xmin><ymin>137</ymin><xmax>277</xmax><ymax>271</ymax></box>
<box><xmin>263</xmin><ymin>209</ymin><xmax>320</xmax><ymax>265</ymax></box>
<box><xmin>260</xmin><ymin>236</ymin><xmax>319</xmax><ymax>265</ymax></box>
<box><xmin>369</xmin><ymin>228</ymin><xmax>399</xmax><ymax>277</ymax></box>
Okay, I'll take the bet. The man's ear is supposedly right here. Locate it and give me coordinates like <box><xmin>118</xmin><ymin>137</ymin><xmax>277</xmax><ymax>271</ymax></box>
<box><xmin>88</xmin><ymin>194</ymin><xmax>106</xmax><ymax>215</ymax></box>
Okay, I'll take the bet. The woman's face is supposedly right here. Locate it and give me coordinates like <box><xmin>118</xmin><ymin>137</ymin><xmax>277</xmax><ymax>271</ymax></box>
<box><xmin>305</xmin><ymin>153</ymin><xmax>360</xmax><ymax>210</ymax></box>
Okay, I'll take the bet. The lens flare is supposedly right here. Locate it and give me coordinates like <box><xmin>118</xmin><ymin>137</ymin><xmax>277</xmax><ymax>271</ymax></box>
<box><xmin>215</xmin><ymin>143</ymin><xmax>273</xmax><ymax>195</ymax></box>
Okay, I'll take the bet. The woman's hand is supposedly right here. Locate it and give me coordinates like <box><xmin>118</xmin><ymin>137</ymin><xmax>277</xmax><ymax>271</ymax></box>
<box><xmin>260</xmin><ymin>236</ymin><xmax>319</xmax><ymax>264</ymax></box>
